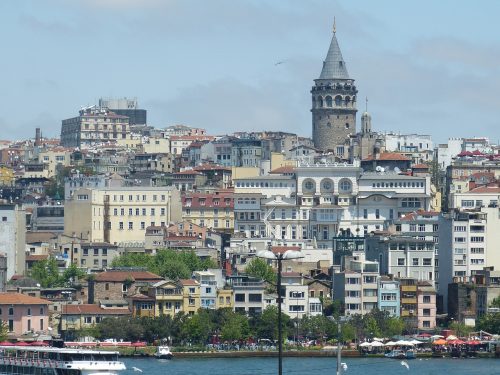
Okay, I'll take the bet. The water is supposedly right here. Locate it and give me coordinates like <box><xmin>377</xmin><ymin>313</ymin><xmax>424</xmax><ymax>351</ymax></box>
<box><xmin>123</xmin><ymin>356</ymin><xmax>499</xmax><ymax>375</ymax></box>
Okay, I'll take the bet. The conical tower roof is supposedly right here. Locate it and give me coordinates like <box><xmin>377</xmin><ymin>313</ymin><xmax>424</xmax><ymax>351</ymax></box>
<box><xmin>318</xmin><ymin>28</ymin><xmax>350</xmax><ymax>80</ymax></box>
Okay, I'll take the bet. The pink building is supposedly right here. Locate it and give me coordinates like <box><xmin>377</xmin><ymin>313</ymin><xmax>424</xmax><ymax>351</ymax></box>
<box><xmin>417</xmin><ymin>282</ymin><xmax>436</xmax><ymax>330</ymax></box>
<box><xmin>0</xmin><ymin>293</ymin><xmax>50</xmax><ymax>338</ymax></box>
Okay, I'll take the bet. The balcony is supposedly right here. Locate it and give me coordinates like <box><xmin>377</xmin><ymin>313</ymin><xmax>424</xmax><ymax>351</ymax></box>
<box><xmin>401</xmin><ymin>286</ymin><xmax>417</xmax><ymax>292</ymax></box>
<box><xmin>401</xmin><ymin>298</ymin><xmax>417</xmax><ymax>304</ymax></box>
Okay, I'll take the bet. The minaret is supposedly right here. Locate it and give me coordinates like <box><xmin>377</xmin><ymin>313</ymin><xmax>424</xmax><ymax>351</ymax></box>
<box><xmin>312</xmin><ymin>21</ymin><xmax>358</xmax><ymax>151</ymax></box>
<box><xmin>361</xmin><ymin>97</ymin><xmax>371</xmax><ymax>134</ymax></box>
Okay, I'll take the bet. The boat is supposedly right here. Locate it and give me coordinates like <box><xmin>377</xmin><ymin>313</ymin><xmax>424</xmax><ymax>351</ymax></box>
<box><xmin>155</xmin><ymin>345</ymin><xmax>173</xmax><ymax>360</ymax></box>
<box><xmin>0</xmin><ymin>344</ymin><xmax>126</xmax><ymax>374</ymax></box>
<box><xmin>384</xmin><ymin>349</ymin><xmax>415</xmax><ymax>360</ymax></box>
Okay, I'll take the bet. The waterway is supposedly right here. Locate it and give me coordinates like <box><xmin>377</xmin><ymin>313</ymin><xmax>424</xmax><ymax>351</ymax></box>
<box><xmin>123</xmin><ymin>356</ymin><xmax>499</xmax><ymax>375</ymax></box>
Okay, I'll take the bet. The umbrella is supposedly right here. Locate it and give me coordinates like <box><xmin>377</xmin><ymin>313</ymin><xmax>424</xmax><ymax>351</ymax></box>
<box><xmin>359</xmin><ymin>342</ymin><xmax>372</xmax><ymax>347</ymax></box>
<box><xmin>395</xmin><ymin>340</ymin><xmax>414</xmax><ymax>346</ymax></box>
<box><xmin>31</xmin><ymin>341</ymin><xmax>49</xmax><ymax>346</ymax></box>
<box><xmin>432</xmin><ymin>339</ymin><xmax>447</xmax><ymax>345</ymax></box>
<box><xmin>15</xmin><ymin>341</ymin><xmax>30</xmax><ymax>346</ymax></box>
<box><xmin>448</xmin><ymin>339</ymin><xmax>465</xmax><ymax>345</ymax></box>
<box><xmin>384</xmin><ymin>341</ymin><xmax>397</xmax><ymax>346</ymax></box>
<box><xmin>373</xmin><ymin>337</ymin><xmax>384</xmax><ymax>342</ymax></box>
<box><xmin>446</xmin><ymin>335</ymin><xmax>458</xmax><ymax>341</ymax></box>
<box><xmin>370</xmin><ymin>341</ymin><xmax>385</xmax><ymax>347</ymax></box>
<box><xmin>409</xmin><ymin>339</ymin><xmax>423</xmax><ymax>345</ymax></box>
<box><xmin>431</xmin><ymin>335</ymin><xmax>444</xmax><ymax>340</ymax></box>
<box><xmin>465</xmin><ymin>340</ymin><xmax>481</xmax><ymax>346</ymax></box>
<box><xmin>0</xmin><ymin>341</ymin><xmax>14</xmax><ymax>346</ymax></box>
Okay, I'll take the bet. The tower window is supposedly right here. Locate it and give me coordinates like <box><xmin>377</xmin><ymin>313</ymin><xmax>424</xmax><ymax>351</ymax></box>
<box><xmin>345</xmin><ymin>123</ymin><xmax>350</xmax><ymax>129</ymax></box>
<box><xmin>327</xmin><ymin>122</ymin><xmax>332</xmax><ymax>128</ymax></box>
<box><xmin>325</xmin><ymin>96</ymin><xmax>332</xmax><ymax>107</ymax></box>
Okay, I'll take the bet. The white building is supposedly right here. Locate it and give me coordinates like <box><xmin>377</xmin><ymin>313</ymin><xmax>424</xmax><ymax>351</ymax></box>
<box><xmin>383</xmin><ymin>133</ymin><xmax>434</xmax><ymax>163</ymax></box>
<box><xmin>0</xmin><ymin>204</ymin><xmax>26</xmax><ymax>280</ymax></box>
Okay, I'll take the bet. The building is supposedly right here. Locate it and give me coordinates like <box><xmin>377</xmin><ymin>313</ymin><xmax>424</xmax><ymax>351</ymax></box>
<box><xmin>475</xmin><ymin>268</ymin><xmax>500</xmax><ymax>317</ymax></box>
<box><xmin>0</xmin><ymin>293</ymin><xmax>50</xmax><ymax>338</ymax></box>
<box><xmin>312</xmin><ymin>25</ymin><xmax>357</xmax><ymax>151</ymax></box>
<box><xmin>64</xmin><ymin>186</ymin><xmax>182</xmax><ymax>246</ymax></box>
<box><xmin>0</xmin><ymin>203</ymin><xmax>26</xmax><ymax>280</ymax></box>
<box><xmin>366</xmin><ymin>234</ymin><xmax>436</xmax><ymax>285</ymax></box>
<box><xmin>281</xmin><ymin>272</ymin><xmax>310</xmax><ymax>319</ymax></box>
<box><xmin>180</xmin><ymin>279</ymin><xmax>201</xmax><ymax>315</ymax></box>
<box><xmin>377</xmin><ymin>277</ymin><xmax>400</xmax><ymax>317</ymax></box>
<box><xmin>226</xmin><ymin>275</ymin><xmax>266</xmax><ymax>315</ymax></box>
<box><xmin>333</xmin><ymin>253</ymin><xmax>379</xmax><ymax>316</ymax></box>
<box><xmin>89</xmin><ymin>270</ymin><xmax>163</xmax><ymax>303</ymax></box>
<box><xmin>231</xmin><ymin>138</ymin><xmax>263</xmax><ymax>168</ymax></box>
<box><xmin>383</xmin><ymin>133</ymin><xmax>434</xmax><ymax>164</ymax></box>
<box><xmin>147</xmin><ymin>280</ymin><xmax>184</xmax><ymax>317</ymax></box>
<box><xmin>182</xmin><ymin>190</ymin><xmax>234</xmax><ymax>232</ymax></box>
<box><xmin>60</xmin><ymin>106</ymin><xmax>130</xmax><ymax>147</ymax></box>
<box><xmin>98</xmin><ymin>97</ymin><xmax>147</xmax><ymax>125</ymax></box>
<box><xmin>417</xmin><ymin>282</ymin><xmax>437</xmax><ymax>331</ymax></box>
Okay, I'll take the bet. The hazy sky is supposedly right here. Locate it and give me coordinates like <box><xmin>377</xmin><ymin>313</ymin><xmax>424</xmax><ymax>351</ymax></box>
<box><xmin>1</xmin><ymin>0</ymin><xmax>499</xmax><ymax>143</ymax></box>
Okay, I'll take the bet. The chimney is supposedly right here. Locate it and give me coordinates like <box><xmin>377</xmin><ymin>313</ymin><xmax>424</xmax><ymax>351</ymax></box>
<box><xmin>35</xmin><ymin>128</ymin><xmax>41</xmax><ymax>146</ymax></box>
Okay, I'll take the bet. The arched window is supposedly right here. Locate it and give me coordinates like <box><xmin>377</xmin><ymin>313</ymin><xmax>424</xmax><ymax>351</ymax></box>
<box><xmin>320</xmin><ymin>178</ymin><xmax>334</xmax><ymax>193</ymax></box>
<box><xmin>325</xmin><ymin>96</ymin><xmax>333</xmax><ymax>107</ymax></box>
<box><xmin>318</xmin><ymin>96</ymin><xmax>324</xmax><ymax>107</ymax></box>
<box><xmin>339</xmin><ymin>178</ymin><xmax>352</xmax><ymax>193</ymax></box>
<box><xmin>303</xmin><ymin>179</ymin><xmax>316</xmax><ymax>193</ymax></box>
<box><xmin>334</xmin><ymin>95</ymin><xmax>342</xmax><ymax>106</ymax></box>
<box><xmin>345</xmin><ymin>96</ymin><xmax>351</xmax><ymax>107</ymax></box>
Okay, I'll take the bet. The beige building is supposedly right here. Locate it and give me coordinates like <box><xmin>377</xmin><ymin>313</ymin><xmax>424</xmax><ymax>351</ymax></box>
<box><xmin>61</xmin><ymin>106</ymin><xmax>130</xmax><ymax>147</ymax></box>
<box><xmin>64</xmin><ymin>186</ymin><xmax>182</xmax><ymax>246</ymax></box>
<box><xmin>38</xmin><ymin>148</ymin><xmax>72</xmax><ymax>177</ymax></box>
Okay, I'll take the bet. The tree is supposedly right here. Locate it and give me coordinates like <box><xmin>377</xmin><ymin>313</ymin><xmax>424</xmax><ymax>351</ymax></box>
<box><xmin>449</xmin><ymin>321</ymin><xmax>473</xmax><ymax>337</ymax></box>
<box><xmin>30</xmin><ymin>258</ymin><xmax>62</xmax><ymax>287</ymax></box>
<box><xmin>0</xmin><ymin>321</ymin><xmax>8</xmax><ymax>342</ymax></box>
<box><xmin>244</xmin><ymin>258</ymin><xmax>276</xmax><ymax>285</ymax></box>
<box><xmin>180</xmin><ymin>310</ymin><xmax>214</xmax><ymax>344</ymax></box>
<box><xmin>254</xmin><ymin>306</ymin><xmax>290</xmax><ymax>341</ymax></box>
<box><xmin>220</xmin><ymin>310</ymin><xmax>250</xmax><ymax>341</ymax></box>
<box><xmin>477</xmin><ymin>312</ymin><xmax>500</xmax><ymax>334</ymax></box>
<box><xmin>384</xmin><ymin>317</ymin><xmax>404</xmax><ymax>337</ymax></box>
<box><xmin>363</xmin><ymin>315</ymin><xmax>381</xmax><ymax>339</ymax></box>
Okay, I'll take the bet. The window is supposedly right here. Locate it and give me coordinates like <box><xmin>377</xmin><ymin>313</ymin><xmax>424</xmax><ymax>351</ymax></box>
<box><xmin>27</xmin><ymin>308</ymin><xmax>31</xmax><ymax>316</ymax></box>
<box><xmin>423</xmin><ymin>295</ymin><xmax>431</xmax><ymax>303</ymax></box>
<box><xmin>363</xmin><ymin>209</ymin><xmax>368</xmax><ymax>219</ymax></box>
<box><xmin>105</xmin><ymin>283</ymin><xmax>109</xmax><ymax>291</ymax></box>
<box><xmin>418</xmin><ymin>224</ymin><xmax>425</xmax><ymax>232</ymax></box>
<box><xmin>8</xmin><ymin>307</ymin><xmax>13</xmax><ymax>316</ymax></box>
<box><xmin>119</xmin><ymin>222</ymin><xmax>124</xmax><ymax>230</ymax></box>
<box><xmin>235</xmin><ymin>294</ymin><xmax>245</xmax><ymax>302</ymax></box>
<box><xmin>398</xmin><ymin>258</ymin><xmax>405</xmax><ymax>266</ymax></box>
<box><xmin>423</xmin><ymin>320</ymin><xmax>431</xmax><ymax>328</ymax></box>
<box><xmin>128</xmin><ymin>222</ymin><xmax>133</xmax><ymax>230</ymax></box>
<box><xmin>402</xmin><ymin>197</ymin><xmax>421</xmax><ymax>208</ymax></box>
<box><xmin>151</xmin><ymin>208</ymin><xmax>156</xmax><ymax>215</ymax></box>
<box><xmin>423</xmin><ymin>308</ymin><xmax>431</xmax><ymax>317</ymax></box>
<box><xmin>412</xmin><ymin>258</ymin><xmax>419</xmax><ymax>266</ymax></box>
<box><xmin>84</xmin><ymin>317</ymin><xmax>92</xmax><ymax>324</ymax></box>
<box><xmin>339</xmin><ymin>179</ymin><xmax>352</xmax><ymax>193</ymax></box>
<box><xmin>8</xmin><ymin>320</ymin><xmax>14</xmax><ymax>332</ymax></box>
<box><xmin>375</xmin><ymin>209</ymin><xmax>380</xmax><ymax>219</ymax></box>
<box><xmin>423</xmin><ymin>258</ymin><xmax>432</xmax><ymax>266</ymax></box>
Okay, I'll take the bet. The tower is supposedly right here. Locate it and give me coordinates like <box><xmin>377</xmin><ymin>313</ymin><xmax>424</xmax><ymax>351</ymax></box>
<box><xmin>312</xmin><ymin>22</ymin><xmax>358</xmax><ymax>151</ymax></box>
<box><xmin>361</xmin><ymin>98</ymin><xmax>371</xmax><ymax>134</ymax></box>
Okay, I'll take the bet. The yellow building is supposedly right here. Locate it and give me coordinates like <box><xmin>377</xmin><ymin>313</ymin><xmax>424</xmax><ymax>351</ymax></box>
<box><xmin>0</xmin><ymin>165</ymin><xmax>14</xmax><ymax>186</ymax></box>
<box><xmin>180</xmin><ymin>279</ymin><xmax>201</xmax><ymax>315</ymax></box>
<box><xmin>148</xmin><ymin>280</ymin><xmax>184</xmax><ymax>317</ymax></box>
<box><xmin>182</xmin><ymin>190</ymin><xmax>234</xmax><ymax>233</ymax></box>
<box><xmin>64</xmin><ymin>186</ymin><xmax>182</xmax><ymax>246</ymax></box>
<box><xmin>38</xmin><ymin>148</ymin><xmax>72</xmax><ymax>177</ymax></box>
<box><xmin>216</xmin><ymin>288</ymin><xmax>234</xmax><ymax>310</ymax></box>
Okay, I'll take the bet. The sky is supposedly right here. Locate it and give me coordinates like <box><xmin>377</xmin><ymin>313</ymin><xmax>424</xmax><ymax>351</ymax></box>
<box><xmin>0</xmin><ymin>0</ymin><xmax>499</xmax><ymax>143</ymax></box>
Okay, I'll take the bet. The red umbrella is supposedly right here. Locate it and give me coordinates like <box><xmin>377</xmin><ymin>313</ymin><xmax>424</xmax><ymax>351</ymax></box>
<box><xmin>448</xmin><ymin>339</ymin><xmax>465</xmax><ymax>345</ymax></box>
<box><xmin>15</xmin><ymin>341</ymin><xmax>30</xmax><ymax>346</ymax></box>
<box><xmin>31</xmin><ymin>341</ymin><xmax>49</xmax><ymax>346</ymax></box>
<box><xmin>466</xmin><ymin>340</ymin><xmax>481</xmax><ymax>346</ymax></box>
<box><xmin>0</xmin><ymin>341</ymin><xmax>14</xmax><ymax>346</ymax></box>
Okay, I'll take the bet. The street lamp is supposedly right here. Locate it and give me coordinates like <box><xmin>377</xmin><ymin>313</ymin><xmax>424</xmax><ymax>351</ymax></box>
<box><xmin>328</xmin><ymin>315</ymin><xmax>350</xmax><ymax>375</ymax></box>
<box><xmin>257</xmin><ymin>249</ymin><xmax>304</xmax><ymax>375</ymax></box>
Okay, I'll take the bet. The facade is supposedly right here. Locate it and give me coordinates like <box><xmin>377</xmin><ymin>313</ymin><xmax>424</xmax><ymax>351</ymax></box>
<box><xmin>281</xmin><ymin>273</ymin><xmax>309</xmax><ymax>319</ymax></box>
<box><xmin>312</xmin><ymin>27</ymin><xmax>357</xmax><ymax>151</ymax></box>
<box><xmin>148</xmin><ymin>280</ymin><xmax>184</xmax><ymax>317</ymax></box>
<box><xmin>0</xmin><ymin>204</ymin><xmax>26</xmax><ymax>280</ymax></box>
<box><xmin>383</xmin><ymin>133</ymin><xmax>434</xmax><ymax>164</ymax></box>
<box><xmin>231</xmin><ymin>139</ymin><xmax>263</xmax><ymax>168</ymax></box>
<box><xmin>182</xmin><ymin>190</ymin><xmax>234</xmax><ymax>232</ymax></box>
<box><xmin>64</xmin><ymin>186</ymin><xmax>182</xmax><ymax>246</ymax></box>
<box><xmin>377</xmin><ymin>277</ymin><xmax>400</xmax><ymax>317</ymax></box>
<box><xmin>61</xmin><ymin>106</ymin><xmax>130</xmax><ymax>147</ymax></box>
<box><xmin>417</xmin><ymin>282</ymin><xmax>437</xmax><ymax>330</ymax></box>
<box><xmin>366</xmin><ymin>234</ymin><xmax>436</xmax><ymax>285</ymax></box>
<box><xmin>0</xmin><ymin>293</ymin><xmax>50</xmax><ymax>338</ymax></box>
<box><xmin>227</xmin><ymin>275</ymin><xmax>265</xmax><ymax>315</ymax></box>
<box><xmin>333</xmin><ymin>253</ymin><xmax>379</xmax><ymax>316</ymax></box>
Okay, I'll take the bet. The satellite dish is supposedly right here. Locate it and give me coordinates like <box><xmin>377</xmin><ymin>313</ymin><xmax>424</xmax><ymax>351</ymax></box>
<box><xmin>375</xmin><ymin>166</ymin><xmax>383</xmax><ymax>172</ymax></box>
<box><xmin>394</xmin><ymin>167</ymin><xmax>401</xmax><ymax>174</ymax></box>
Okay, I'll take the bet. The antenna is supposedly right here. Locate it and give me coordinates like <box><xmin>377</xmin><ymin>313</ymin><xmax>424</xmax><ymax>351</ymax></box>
<box><xmin>365</xmin><ymin>97</ymin><xmax>368</xmax><ymax>112</ymax></box>
<box><xmin>333</xmin><ymin>17</ymin><xmax>336</xmax><ymax>33</ymax></box>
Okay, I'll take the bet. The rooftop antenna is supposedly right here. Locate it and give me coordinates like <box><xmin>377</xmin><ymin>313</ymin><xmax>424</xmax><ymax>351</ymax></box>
<box><xmin>365</xmin><ymin>97</ymin><xmax>368</xmax><ymax>112</ymax></box>
<box><xmin>333</xmin><ymin>17</ymin><xmax>336</xmax><ymax>33</ymax></box>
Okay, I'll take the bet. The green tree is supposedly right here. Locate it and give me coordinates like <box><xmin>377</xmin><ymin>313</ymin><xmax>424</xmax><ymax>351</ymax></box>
<box><xmin>219</xmin><ymin>309</ymin><xmax>250</xmax><ymax>341</ymax></box>
<box><xmin>180</xmin><ymin>309</ymin><xmax>214</xmax><ymax>344</ymax></box>
<box><xmin>384</xmin><ymin>317</ymin><xmax>405</xmax><ymax>337</ymax></box>
<box><xmin>449</xmin><ymin>321</ymin><xmax>473</xmax><ymax>337</ymax></box>
<box><xmin>363</xmin><ymin>315</ymin><xmax>381</xmax><ymax>339</ymax></box>
<box><xmin>254</xmin><ymin>306</ymin><xmax>290</xmax><ymax>341</ymax></box>
<box><xmin>477</xmin><ymin>312</ymin><xmax>500</xmax><ymax>334</ymax></box>
<box><xmin>30</xmin><ymin>258</ymin><xmax>62</xmax><ymax>287</ymax></box>
<box><xmin>0</xmin><ymin>321</ymin><xmax>8</xmax><ymax>342</ymax></box>
<box><xmin>244</xmin><ymin>258</ymin><xmax>276</xmax><ymax>284</ymax></box>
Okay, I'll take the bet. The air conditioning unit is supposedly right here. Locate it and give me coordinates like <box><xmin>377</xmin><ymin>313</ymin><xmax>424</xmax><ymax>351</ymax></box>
<box><xmin>409</xmin><ymin>310</ymin><xmax>415</xmax><ymax>315</ymax></box>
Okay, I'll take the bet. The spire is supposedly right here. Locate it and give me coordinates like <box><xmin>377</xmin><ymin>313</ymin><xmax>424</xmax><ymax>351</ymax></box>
<box><xmin>318</xmin><ymin>21</ymin><xmax>350</xmax><ymax>80</ymax></box>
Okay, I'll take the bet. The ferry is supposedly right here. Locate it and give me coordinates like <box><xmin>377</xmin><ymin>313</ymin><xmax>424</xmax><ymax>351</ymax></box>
<box><xmin>0</xmin><ymin>345</ymin><xmax>126</xmax><ymax>375</ymax></box>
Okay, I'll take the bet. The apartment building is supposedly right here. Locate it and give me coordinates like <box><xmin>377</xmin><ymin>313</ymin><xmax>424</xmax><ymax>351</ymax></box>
<box><xmin>417</xmin><ymin>282</ymin><xmax>437</xmax><ymax>330</ymax></box>
<box><xmin>182</xmin><ymin>190</ymin><xmax>234</xmax><ymax>232</ymax></box>
<box><xmin>61</xmin><ymin>106</ymin><xmax>130</xmax><ymax>147</ymax></box>
<box><xmin>333</xmin><ymin>253</ymin><xmax>379</xmax><ymax>316</ymax></box>
<box><xmin>377</xmin><ymin>277</ymin><xmax>400</xmax><ymax>317</ymax></box>
<box><xmin>0</xmin><ymin>203</ymin><xmax>26</xmax><ymax>280</ymax></box>
<box><xmin>366</xmin><ymin>234</ymin><xmax>436</xmax><ymax>285</ymax></box>
<box><xmin>64</xmin><ymin>186</ymin><xmax>181</xmax><ymax>246</ymax></box>
<box><xmin>37</xmin><ymin>148</ymin><xmax>72</xmax><ymax>177</ymax></box>
<box><xmin>281</xmin><ymin>272</ymin><xmax>309</xmax><ymax>319</ymax></box>
<box><xmin>0</xmin><ymin>293</ymin><xmax>50</xmax><ymax>338</ymax></box>
<box><xmin>226</xmin><ymin>275</ymin><xmax>266</xmax><ymax>315</ymax></box>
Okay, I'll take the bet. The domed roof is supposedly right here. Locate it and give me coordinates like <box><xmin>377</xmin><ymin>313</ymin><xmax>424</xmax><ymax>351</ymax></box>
<box><xmin>361</xmin><ymin>111</ymin><xmax>371</xmax><ymax>118</ymax></box>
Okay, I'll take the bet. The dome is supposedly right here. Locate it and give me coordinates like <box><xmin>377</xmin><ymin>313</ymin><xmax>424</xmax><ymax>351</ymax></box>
<box><xmin>361</xmin><ymin>111</ymin><xmax>371</xmax><ymax>119</ymax></box>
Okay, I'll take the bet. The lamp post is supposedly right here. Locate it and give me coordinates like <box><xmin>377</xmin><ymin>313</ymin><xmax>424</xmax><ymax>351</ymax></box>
<box><xmin>257</xmin><ymin>249</ymin><xmax>304</xmax><ymax>375</ymax></box>
<box><xmin>328</xmin><ymin>315</ymin><xmax>349</xmax><ymax>375</ymax></box>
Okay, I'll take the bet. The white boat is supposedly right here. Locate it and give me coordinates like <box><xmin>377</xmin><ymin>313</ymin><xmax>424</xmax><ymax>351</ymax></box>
<box><xmin>155</xmin><ymin>345</ymin><xmax>173</xmax><ymax>360</ymax></box>
<box><xmin>0</xmin><ymin>345</ymin><xmax>126</xmax><ymax>375</ymax></box>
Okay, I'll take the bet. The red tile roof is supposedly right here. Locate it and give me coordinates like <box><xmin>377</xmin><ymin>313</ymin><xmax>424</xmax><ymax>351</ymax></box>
<box><xmin>363</xmin><ymin>152</ymin><xmax>411</xmax><ymax>161</ymax></box>
<box><xmin>0</xmin><ymin>293</ymin><xmax>50</xmax><ymax>305</ymax></box>
<box><xmin>466</xmin><ymin>185</ymin><xmax>500</xmax><ymax>194</ymax></box>
<box><xmin>62</xmin><ymin>304</ymin><xmax>130</xmax><ymax>315</ymax></box>
<box><xmin>179</xmin><ymin>279</ymin><xmax>200</xmax><ymax>286</ymax></box>
<box><xmin>412</xmin><ymin>164</ymin><xmax>429</xmax><ymax>169</ymax></box>
<box><xmin>94</xmin><ymin>271</ymin><xmax>163</xmax><ymax>283</ymax></box>
<box><xmin>26</xmin><ymin>255</ymin><xmax>49</xmax><ymax>262</ymax></box>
